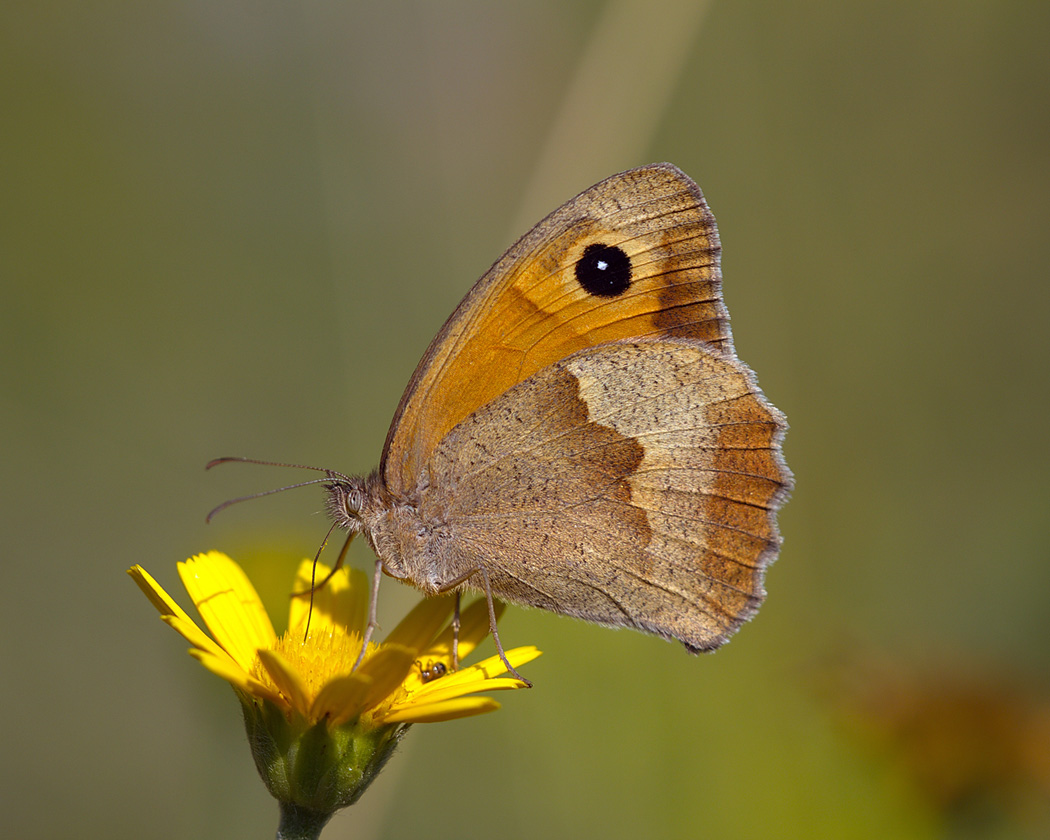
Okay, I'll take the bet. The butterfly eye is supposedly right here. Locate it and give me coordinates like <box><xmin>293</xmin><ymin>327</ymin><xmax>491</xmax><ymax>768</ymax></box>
<box><xmin>575</xmin><ymin>243</ymin><xmax>632</xmax><ymax>298</ymax></box>
<box><xmin>324</xmin><ymin>478</ymin><xmax>368</xmax><ymax>534</ymax></box>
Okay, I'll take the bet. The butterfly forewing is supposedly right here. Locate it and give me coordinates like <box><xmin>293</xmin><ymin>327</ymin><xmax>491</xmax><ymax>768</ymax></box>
<box><xmin>381</xmin><ymin>164</ymin><xmax>730</xmax><ymax>497</ymax></box>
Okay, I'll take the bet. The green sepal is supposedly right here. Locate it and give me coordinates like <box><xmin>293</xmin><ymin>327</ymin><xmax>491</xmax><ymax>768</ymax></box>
<box><xmin>239</xmin><ymin>694</ymin><xmax>410</xmax><ymax>821</ymax></box>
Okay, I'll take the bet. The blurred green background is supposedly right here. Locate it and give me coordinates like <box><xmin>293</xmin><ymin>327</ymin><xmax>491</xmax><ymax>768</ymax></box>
<box><xmin>4</xmin><ymin>2</ymin><xmax>1049</xmax><ymax>838</ymax></box>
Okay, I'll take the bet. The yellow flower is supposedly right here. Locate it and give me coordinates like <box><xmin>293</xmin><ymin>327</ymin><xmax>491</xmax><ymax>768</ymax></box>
<box><xmin>128</xmin><ymin>551</ymin><xmax>538</xmax><ymax>834</ymax></box>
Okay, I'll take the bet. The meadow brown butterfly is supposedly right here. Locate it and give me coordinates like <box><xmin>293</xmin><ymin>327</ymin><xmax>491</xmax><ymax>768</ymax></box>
<box><xmin>214</xmin><ymin>164</ymin><xmax>792</xmax><ymax>683</ymax></box>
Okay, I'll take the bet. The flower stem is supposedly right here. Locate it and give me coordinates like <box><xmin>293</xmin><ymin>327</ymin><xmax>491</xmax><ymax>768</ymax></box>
<box><xmin>276</xmin><ymin>802</ymin><xmax>333</xmax><ymax>840</ymax></box>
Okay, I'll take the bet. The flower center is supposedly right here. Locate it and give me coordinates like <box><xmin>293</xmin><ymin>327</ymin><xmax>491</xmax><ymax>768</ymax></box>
<box><xmin>262</xmin><ymin>625</ymin><xmax>366</xmax><ymax>702</ymax></box>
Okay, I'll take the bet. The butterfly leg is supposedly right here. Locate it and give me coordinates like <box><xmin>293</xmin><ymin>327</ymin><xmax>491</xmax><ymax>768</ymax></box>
<box><xmin>350</xmin><ymin>557</ymin><xmax>384</xmax><ymax>672</ymax></box>
<box><xmin>434</xmin><ymin>567</ymin><xmax>532</xmax><ymax>687</ymax></box>
<box><xmin>477</xmin><ymin>567</ymin><xmax>532</xmax><ymax>688</ymax></box>
<box><xmin>451</xmin><ymin>590</ymin><xmax>461</xmax><ymax>671</ymax></box>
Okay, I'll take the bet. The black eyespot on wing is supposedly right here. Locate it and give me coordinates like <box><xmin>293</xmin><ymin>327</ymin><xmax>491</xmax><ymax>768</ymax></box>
<box><xmin>575</xmin><ymin>243</ymin><xmax>632</xmax><ymax>298</ymax></box>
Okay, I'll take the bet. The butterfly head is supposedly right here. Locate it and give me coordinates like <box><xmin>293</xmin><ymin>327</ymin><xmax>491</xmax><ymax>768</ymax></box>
<box><xmin>324</xmin><ymin>475</ymin><xmax>365</xmax><ymax>534</ymax></box>
<box><xmin>324</xmin><ymin>470</ymin><xmax>389</xmax><ymax>537</ymax></box>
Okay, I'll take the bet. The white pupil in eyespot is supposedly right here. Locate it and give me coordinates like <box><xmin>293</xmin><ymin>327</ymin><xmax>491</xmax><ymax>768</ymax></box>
<box><xmin>596</xmin><ymin>260</ymin><xmax>608</xmax><ymax>271</ymax></box>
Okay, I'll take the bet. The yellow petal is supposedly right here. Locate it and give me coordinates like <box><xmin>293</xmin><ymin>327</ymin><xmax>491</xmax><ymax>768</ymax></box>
<box><xmin>311</xmin><ymin>673</ymin><xmax>374</xmax><ymax>725</ymax></box>
<box><xmin>256</xmin><ymin>648</ymin><xmax>311</xmax><ymax>718</ymax></box>
<box><xmin>355</xmin><ymin>644</ymin><xmax>417</xmax><ymax>713</ymax></box>
<box><xmin>382</xmin><ymin>696</ymin><xmax>502</xmax><ymax>724</ymax></box>
<box><xmin>130</xmin><ymin>565</ymin><xmax>232</xmax><ymax>661</ymax></box>
<box><xmin>401</xmin><ymin>676</ymin><xmax>528</xmax><ymax>707</ymax></box>
<box><xmin>382</xmin><ymin>594</ymin><xmax>456</xmax><ymax>653</ymax></box>
<box><xmin>178</xmin><ymin>552</ymin><xmax>277</xmax><ymax>670</ymax></box>
<box><xmin>128</xmin><ymin>565</ymin><xmax>189</xmax><ymax>619</ymax></box>
<box><xmin>419</xmin><ymin>646</ymin><xmax>541</xmax><ymax>695</ymax></box>
<box><xmin>288</xmin><ymin>561</ymin><xmax>369</xmax><ymax>637</ymax></box>
<box><xmin>160</xmin><ymin>614</ymin><xmax>230</xmax><ymax>661</ymax></box>
<box><xmin>188</xmin><ymin>649</ymin><xmax>284</xmax><ymax>705</ymax></box>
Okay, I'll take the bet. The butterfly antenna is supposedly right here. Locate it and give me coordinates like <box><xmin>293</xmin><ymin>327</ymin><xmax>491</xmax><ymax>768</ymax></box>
<box><xmin>205</xmin><ymin>478</ymin><xmax>338</xmax><ymax>523</ymax></box>
<box><xmin>204</xmin><ymin>457</ymin><xmax>354</xmax><ymax>523</ymax></box>
<box><xmin>207</xmin><ymin>456</ymin><xmax>352</xmax><ymax>480</ymax></box>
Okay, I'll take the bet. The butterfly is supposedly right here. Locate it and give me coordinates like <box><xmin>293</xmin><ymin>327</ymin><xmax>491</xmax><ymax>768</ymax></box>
<box><xmin>214</xmin><ymin>163</ymin><xmax>792</xmax><ymax>685</ymax></box>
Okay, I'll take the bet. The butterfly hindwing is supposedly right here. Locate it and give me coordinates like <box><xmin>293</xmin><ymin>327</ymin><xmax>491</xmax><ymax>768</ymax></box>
<box><xmin>399</xmin><ymin>337</ymin><xmax>790</xmax><ymax>651</ymax></box>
